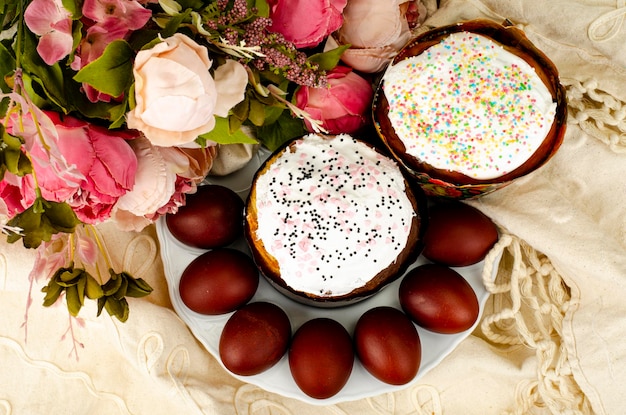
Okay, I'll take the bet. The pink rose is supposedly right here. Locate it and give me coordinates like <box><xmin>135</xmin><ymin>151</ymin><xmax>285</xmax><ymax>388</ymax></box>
<box><xmin>294</xmin><ymin>65</ymin><xmax>373</xmax><ymax>134</ymax></box>
<box><xmin>268</xmin><ymin>0</ymin><xmax>347</xmax><ymax>48</ymax></box>
<box><xmin>3</xmin><ymin>111</ymin><xmax>138</xmax><ymax>224</ymax></box>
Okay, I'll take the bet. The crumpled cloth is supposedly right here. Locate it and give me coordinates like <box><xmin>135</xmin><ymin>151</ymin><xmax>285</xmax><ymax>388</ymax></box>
<box><xmin>210</xmin><ymin>143</ymin><xmax>260</xmax><ymax>177</ymax></box>
<box><xmin>2</xmin><ymin>1</ymin><xmax>626</xmax><ymax>414</ymax></box>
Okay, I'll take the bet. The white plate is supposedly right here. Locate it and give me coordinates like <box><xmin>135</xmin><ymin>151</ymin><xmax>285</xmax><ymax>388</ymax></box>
<box><xmin>156</xmin><ymin>148</ymin><xmax>501</xmax><ymax>405</ymax></box>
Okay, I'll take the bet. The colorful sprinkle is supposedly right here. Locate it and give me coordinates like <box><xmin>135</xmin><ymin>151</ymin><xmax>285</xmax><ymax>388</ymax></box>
<box><xmin>383</xmin><ymin>32</ymin><xmax>557</xmax><ymax>179</ymax></box>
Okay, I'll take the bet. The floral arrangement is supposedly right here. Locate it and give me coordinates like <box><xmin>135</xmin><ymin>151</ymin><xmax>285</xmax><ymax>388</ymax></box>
<box><xmin>0</xmin><ymin>0</ymin><xmax>427</xmax><ymax>322</ymax></box>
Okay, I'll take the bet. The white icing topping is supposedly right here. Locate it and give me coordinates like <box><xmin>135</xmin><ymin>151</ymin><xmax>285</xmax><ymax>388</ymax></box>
<box><xmin>382</xmin><ymin>31</ymin><xmax>557</xmax><ymax>180</ymax></box>
<box><xmin>253</xmin><ymin>134</ymin><xmax>415</xmax><ymax>297</ymax></box>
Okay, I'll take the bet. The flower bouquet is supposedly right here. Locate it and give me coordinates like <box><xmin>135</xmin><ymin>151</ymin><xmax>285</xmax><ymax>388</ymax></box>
<box><xmin>0</xmin><ymin>0</ymin><xmax>427</xmax><ymax>322</ymax></box>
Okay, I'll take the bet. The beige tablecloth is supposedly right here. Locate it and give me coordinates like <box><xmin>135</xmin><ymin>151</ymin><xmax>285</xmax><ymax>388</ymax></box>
<box><xmin>2</xmin><ymin>1</ymin><xmax>626</xmax><ymax>414</ymax></box>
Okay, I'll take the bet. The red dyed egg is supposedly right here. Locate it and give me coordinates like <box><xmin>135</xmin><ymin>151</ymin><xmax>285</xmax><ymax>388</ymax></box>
<box><xmin>179</xmin><ymin>248</ymin><xmax>258</xmax><ymax>315</ymax></box>
<box><xmin>219</xmin><ymin>302</ymin><xmax>291</xmax><ymax>376</ymax></box>
<box><xmin>422</xmin><ymin>202</ymin><xmax>498</xmax><ymax>267</ymax></box>
<box><xmin>399</xmin><ymin>263</ymin><xmax>479</xmax><ymax>334</ymax></box>
<box><xmin>288</xmin><ymin>318</ymin><xmax>354</xmax><ymax>399</ymax></box>
<box><xmin>166</xmin><ymin>184</ymin><xmax>244</xmax><ymax>249</ymax></box>
<box><xmin>354</xmin><ymin>306</ymin><xmax>421</xmax><ymax>385</ymax></box>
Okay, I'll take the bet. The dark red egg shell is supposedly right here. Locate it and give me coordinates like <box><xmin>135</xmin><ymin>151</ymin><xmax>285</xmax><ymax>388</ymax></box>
<box><xmin>399</xmin><ymin>263</ymin><xmax>479</xmax><ymax>334</ymax></box>
<box><xmin>288</xmin><ymin>318</ymin><xmax>354</xmax><ymax>399</ymax></box>
<box><xmin>219</xmin><ymin>302</ymin><xmax>291</xmax><ymax>376</ymax></box>
<box><xmin>166</xmin><ymin>184</ymin><xmax>244</xmax><ymax>249</ymax></box>
<box><xmin>179</xmin><ymin>248</ymin><xmax>258</xmax><ymax>315</ymax></box>
<box><xmin>422</xmin><ymin>202</ymin><xmax>498</xmax><ymax>267</ymax></box>
<box><xmin>354</xmin><ymin>306</ymin><xmax>421</xmax><ymax>385</ymax></box>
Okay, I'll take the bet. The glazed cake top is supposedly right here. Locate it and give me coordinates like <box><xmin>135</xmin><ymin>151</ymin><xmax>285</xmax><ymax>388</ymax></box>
<box><xmin>382</xmin><ymin>31</ymin><xmax>557</xmax><ymax>180</ymax></box>
<box><xmin>252</xmin><ymin>134</ymin><xmax>415</xmax><ymax>297</ymax></box>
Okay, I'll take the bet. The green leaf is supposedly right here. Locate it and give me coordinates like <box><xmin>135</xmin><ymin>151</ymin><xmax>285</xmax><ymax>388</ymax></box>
<box><xmin>0</xmin><ymin>41</ymin><xmax>15</xmax><ymax>93</ymax></box>
<box><xmin>104</xmin><ymin>296</ymin><xmax>129</xmax><ymax>322</ymax></box>
<box><xmin>177</xmin><ymin>0</ymin><xmax>204</xmax><ymax>11</ymax></box>
<box><xmin>127</xmin><ymin>83</ymin><xmax>136</xmax><ymax>110</ymax></box>
<box><xmin>61</xmin><ymin>0</ymin><xmax>82</xmax><ymax>18</ymax></box>
<box><xmin>93</xmin><ymin>270</ymin><xmax>150</xmax><ymax>321</ymax></box>
<box><xmin>257</xmin><ymin>111</ymin><xmax>306</xmax><ymax>151</ymax></box>
<box><xmin>259</xmin><ymin>69</ymin><xmax>287</xmax><ymax>86</ymax></box>
<box><xmin>102</xmin><ymin>272</ymin><xmax>122</xmax><ymax>296</ymax></box>
<box><xmin>263</xmin><ymin>105</ymin><xmax>286</xmax><ymax>126</ymax></box>
<box><xmin>0</xmin><ymin>97</ymin><xmax>8</xmax><ymax>120</ymax></box>
<box><xmin>309</xmin><ymin>44</ymin><xmax>351</xmax><ymax>71</ymax></box>
<box><xmin>127</xmin><ymin>29</ymin><xmax>160</xmax><ymax>52</ymax></box>
<box><xmin>197</xmin><ymin>117</ymin><xmax>258</xmax><ymax>145</ymax></box>
<box><xmin>248</xmin><ymin>97</ymin><xmax>267</xmax><ymax>126</ymax></box>
<box><xmin>65</xmin><ymin>84</ymin><xmax>125</xmax><ymax>121</ymax></box>
<box><xmin>1</xmin><ymin>126</ymin><xmax>32</xmax><ymax>179</ymax></box>
<box><xmin>160</xmin><ymin>8</ymin><xmax>192</xmax><ymax>38</ymax></box>
<box><xmin>228</xmin><ymin>113</ymin><xmax>243</xmax><ymax>133</ymax></box>
<box><xmin>19</xmin><ymin>72</ymin><xmax>56</xmax><ymax>110</ymax></box>
<box><xmin>125</xmin><ymin>277</ymin><xmax>153</xmax><ymax>298</ymax></box>
<box><xmin>231</xmin><ymin>96</ymin><xmax>250</xmax><ymax>121</ymax></box>
<box><xmin>85</xmin><ymin>274</ymin><xmax>104</xmax><ymax>300</ymax></box>
<box><xmin>76</xmin><ymin>274</ymin><xmax>86</xmax><ymax>305</ymax></box>
<box><xmin>73</xmin><ymin>40</ymin><xmax>133</xmax><ymax>97</ymax></box>
<box><xmin>3</xmin><ymin>143</ymin><xmax>32</xmax><ymax>177</ymax></box>
<box><xmin>56</xmin><ymin>269</ymin><xmax>83</xmax><ymax>286</ymax></box>
<box><xmin>97</xmin><ymin>297</ymin><xmax>106</xmax><ymax>317</ymax></box>
<box><xmin>20</xmin><ymin>29</ymin><xmax>68</xmax><ymax>110</ymax></box>
<box><xmin>114</xmin><ymin>277</ymin><xmax>128</xmax><ymax>300</ymax></box>
<box><xmin>132</xmin><ymin>6</ymin><xmax>193</xmax><ymax>47</ymax></box>
<box><xmin>5</xmin><ymin>198</ymin><xmax>79</xmax><ymax>248</ymax></box>
<box><xmin>68</xmin><ymin>20</ymin><xmax>84</xmax><ymax>65</ymax></box>
<box><xmin>42</xmin><ymin>280</ymin><xmax>64</xmax><ymax>307</ymax></box>
<box><xmin>252</xmin><ymin>88</ymin><xmax>278</xmax><ymax>106</ymax></box>
<box><xmin>65</xmin><ymin>284</ymin><xmax>82</xmax><ymax>316</ymax></box>
<box><xmin>45</xmin><ymin>199</ymin><xmax>81</xmax><ymax>233</ymax></box>
<box><xmin>107</xmin><ymin>101</ymin><xmax>129</xmax><ymax>128</ymax></box>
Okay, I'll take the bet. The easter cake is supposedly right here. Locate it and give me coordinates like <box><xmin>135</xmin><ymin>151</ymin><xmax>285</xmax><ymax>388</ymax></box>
<box><xmin>373</xmin><ymin>19</ymin><xmax>567</xmax><ymax>196</ymax></box>
<box><xmin>244</xmin><ymin>133</ymin><xmax>425</xmax><ymax>307</ymax></box>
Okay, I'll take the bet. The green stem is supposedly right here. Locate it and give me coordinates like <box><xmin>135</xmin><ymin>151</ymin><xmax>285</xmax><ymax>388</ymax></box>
<box><xmin>88</xmin><ymin>225</ymin><xmax>113</xmax><ymax>272</ymax></box>
<box><xmin>68</xmin><ymin>231</ymin><xmax>76</xmax><ymax>263</ymax></box>
<box><xmin>15</xmin><ymin>0</ymin><xmax>25</xmax><ymax>74</ymax></box>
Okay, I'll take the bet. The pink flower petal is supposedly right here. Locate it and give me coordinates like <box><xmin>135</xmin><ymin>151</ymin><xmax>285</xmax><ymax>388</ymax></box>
<box><xmin>82</xmin><ymin>0</ymin><xmax>151</xmax><ymax>30</ymax></box>
<box><xmin>24</xmin><ymin>0</ymin><xmax>73</xmax><ymax>64</ymax></box>
<box><xmin>24</xmin><ymin>0</ymin><xmax>71</xmax><ymax>35</ymax></box>
<box><xmin>89</xmin><ymin>127</ymin><xmax>138</xmax><ymax>194</ymax></box>
<box><xmin>75</xmin><ymin>231</ymin><xmax>99</xmax><ymax>265</ymax></box>
<box><xmin>37</xmin><ymin>29</ymin><xmax>72</xmax><ymax>65</ymax></box>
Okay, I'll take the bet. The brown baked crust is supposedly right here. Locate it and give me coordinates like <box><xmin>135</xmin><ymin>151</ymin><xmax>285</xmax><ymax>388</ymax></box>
<box><xmin>373</xmin><ymin>19</ymin><xmax>567</xmax><ymax>186</ymax></box>
<box><xmin>244</xmin><ymin>135</ymin><xmax>426</xmax><ymax>308</ymax></box>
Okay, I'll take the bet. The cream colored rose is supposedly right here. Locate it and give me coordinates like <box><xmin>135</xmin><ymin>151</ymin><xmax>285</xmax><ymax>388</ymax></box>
<box><xmin>126</xmin><ymin>33</ymin><xmax>247</xmax><ymax>147</ymax></box>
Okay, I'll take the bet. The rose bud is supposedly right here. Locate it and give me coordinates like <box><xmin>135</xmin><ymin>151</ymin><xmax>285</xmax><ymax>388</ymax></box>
<box><xmin>294</xmin><ymin>65</ymin><xmax>374</xmax><ymax>134</ymax></box>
